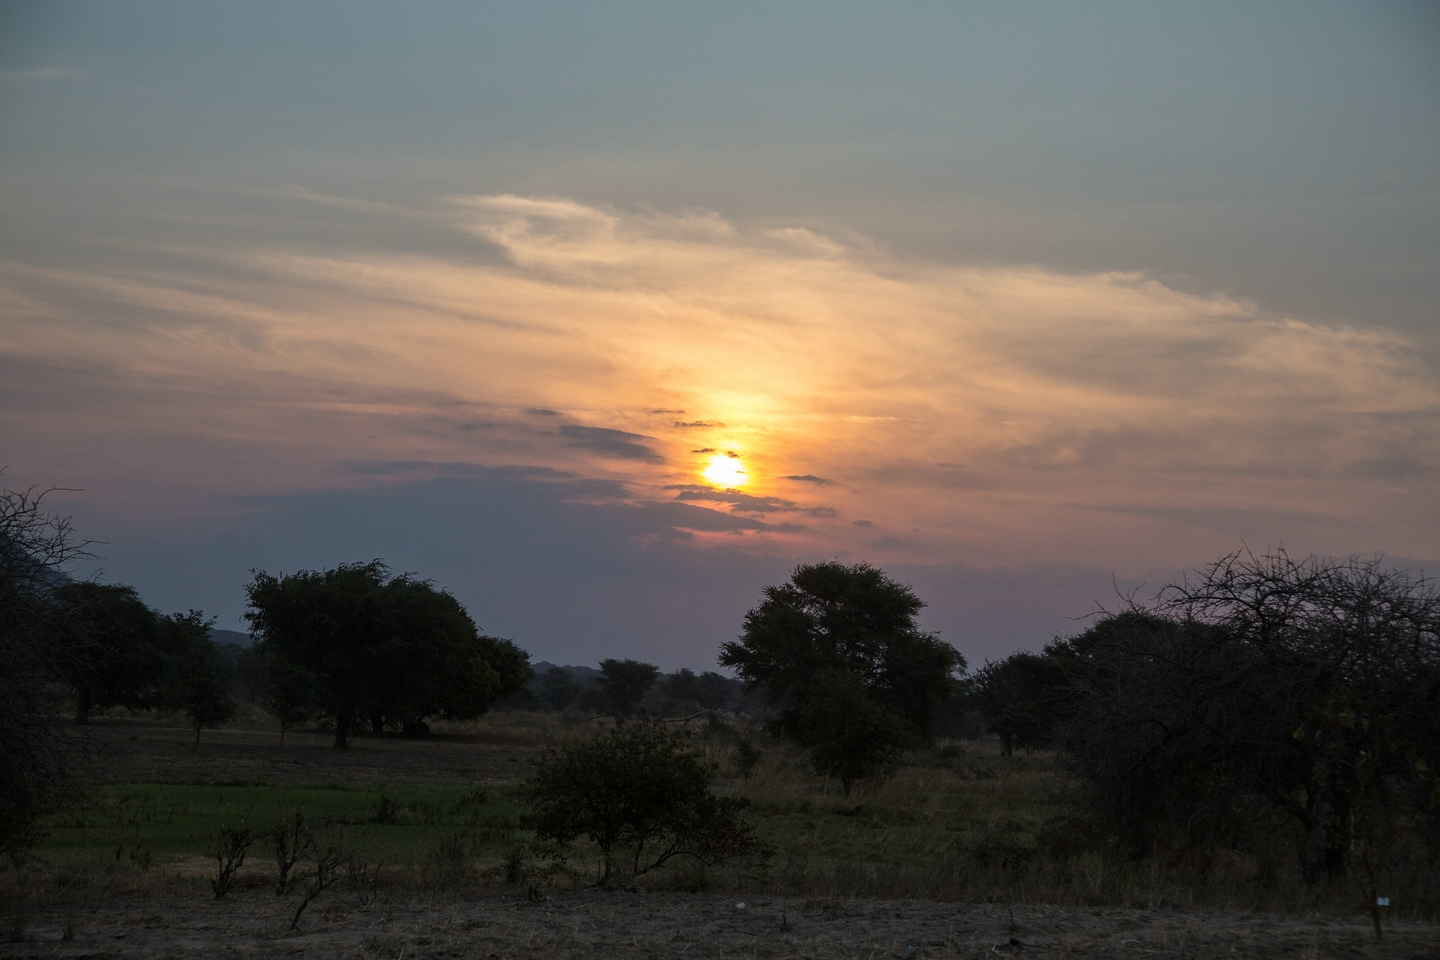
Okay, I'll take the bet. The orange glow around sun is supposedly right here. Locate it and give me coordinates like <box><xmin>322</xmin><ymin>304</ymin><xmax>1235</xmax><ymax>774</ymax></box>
<box><xmin>702</xmin><ymin>453</ymin><xmax>748</xmax><ymax>488</ymax></box>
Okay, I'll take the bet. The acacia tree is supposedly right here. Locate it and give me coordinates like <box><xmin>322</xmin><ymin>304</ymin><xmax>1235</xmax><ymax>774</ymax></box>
<box><xmin>597</xmin><ymin>658</ymin><xmax>659</xmax><ymax>717</ymax></box>
<box><xmin>1060</xmin><ymin>551</ymin><xmax>1440</xmax><ymax>884</ymax></box>
<box><xmin>720</xmin><ymin>561</ymin><xmax>965</xmax><ymax>788</ymax></box>
<box><xmin>245</xmin><ymin>562</ymin><xmax>528</xmax><ymax>747</ymax></box>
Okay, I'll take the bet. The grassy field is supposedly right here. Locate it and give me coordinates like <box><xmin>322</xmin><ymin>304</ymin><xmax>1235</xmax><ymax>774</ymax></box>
<box><xmin>9</xmin><ymin>709</ymin><xmax>1438</xmax><ymax>927</ymax></box>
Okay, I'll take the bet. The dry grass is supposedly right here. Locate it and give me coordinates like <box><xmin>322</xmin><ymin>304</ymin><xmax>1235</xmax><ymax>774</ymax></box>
<box><xmin>11</xmin><ymin>710</ymin><xmax>1439</xmax><ymax>928</ymax></box>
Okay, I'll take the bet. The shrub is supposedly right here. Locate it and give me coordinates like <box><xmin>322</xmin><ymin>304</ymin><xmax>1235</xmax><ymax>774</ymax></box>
<box><xmin>526</xmin><ymin>721</ymin><xmax>755</xmax><ymax>885</ymax></box>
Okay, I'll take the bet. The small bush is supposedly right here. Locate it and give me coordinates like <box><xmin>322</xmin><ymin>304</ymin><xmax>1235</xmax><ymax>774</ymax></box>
<box><xmin>372</xmin><ymin>794</ymin><xmax>399</xmax><ymax>825</ymax></box>
<box><xmin>210</xmin><ymin>825</ymin><xmax>252</xmax><ymax>900</ymax></box>
<box><xmin>527</xmin><ymin>721</ymin><xmax>755</xmax><ymax>885</ymax></box>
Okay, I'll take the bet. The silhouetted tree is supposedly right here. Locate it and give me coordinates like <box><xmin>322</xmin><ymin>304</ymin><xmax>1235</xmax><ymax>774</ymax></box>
<box><xmin>537</xmin><ymin>666</ymin><xmax>578</xmax><ymax>711</ymax></box>
<box><xmin>0</xmin><ymin>482</ymin><xmax>90</xmax><ymax>856</ymax></box>
<box><xmin>720</xmin><ymin>561</ymin><xmax>965</xmax><ymax>787</ymax></box>
<box><xmin>694</xmin><ymin>671</ymin><xmax>737</xmax><ymax>711</ymax></box>
<box><xmin>1060</xmin><ymin>552</ymin><xmax>1440</xmax><ymax>884</ymax></box>
<box><xmin>597</xmin><ymin>658</ymin><xmax>660</xmax><ymax>717</ymax></box>
<box><xmin>966</xmin><ymin>651</ymin><xmax>1069</xmax><ymax>755</ymax></box>
<box><xmin>245</xmin><ymin>562</ymin><xmax>528</xmax><ymax>747</ymax></box>
<box><xmin>261</xmin><ymin>651</ymin><xmax>317</xmax><ymax>745</ymax></box>
<box><xmin>51</xmin><ymin>582</ymin><xmax>181</xmax><ymax>723</ymax></box>
<box><xmin>660</xmin><ymin>668</ymin><xmax>737</xmax><ymax>712</ymax></box>
<box><xmin>660</xmin><ymin>667</ymin><xmax>701</xmax><ymax>706</ymax></box>
<box><xmin>164</xmin><ymin>611</ymin><xmax>235</xmax><ymax>749</ymax></box>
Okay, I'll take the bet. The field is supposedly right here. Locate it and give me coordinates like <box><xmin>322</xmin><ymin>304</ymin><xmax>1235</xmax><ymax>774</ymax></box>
<box><xmin>3</xmin><ymin>711</ymin><xmax>1438</xmax><ymax>958</ymax></box>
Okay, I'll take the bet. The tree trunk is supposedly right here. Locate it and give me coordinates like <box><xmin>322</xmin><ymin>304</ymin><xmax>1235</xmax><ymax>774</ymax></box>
<box><xmin>1303</xmin><ymin>791</ymin><xmax>1347</xmax><ymax>884</ymax></box>
<box><xmin>75</xmin><ymin>690</ymin><xmax>91</xmax><ymax>725</ymax></box>
<box><xmin>192</xmin><ymin>723</ymin><xmax>201</xmax><ymax>752</ymax></box>
<box><xmin>334</xmin><ymin>714</ymin><xmax>350</xmax><ymax>749</ymax></box>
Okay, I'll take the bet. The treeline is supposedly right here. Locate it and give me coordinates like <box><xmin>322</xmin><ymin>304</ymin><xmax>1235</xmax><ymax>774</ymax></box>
<box><xmin>498</xmin><ymin>659</ymin><xmax>753</xmax><ymax>717</ymax></box>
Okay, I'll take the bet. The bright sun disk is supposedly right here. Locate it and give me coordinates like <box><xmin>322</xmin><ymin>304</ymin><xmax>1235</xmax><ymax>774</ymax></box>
<box><xmin>702</xmin><ymin>454</ymin><xmax>748</xmax><ymax>488</ymax></box>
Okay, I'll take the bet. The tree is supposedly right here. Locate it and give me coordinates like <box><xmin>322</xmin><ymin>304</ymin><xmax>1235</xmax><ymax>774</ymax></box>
<box><xmin>164</xmin><ymin>611</ymin><xmax>235</xmax><ymax>749</ymax></box>
<box><xmin>50</xmin><ymin>582</ymin><xmax>179</xmax><ymax>723</ymax></box>
<box><xmin>966</xmin><ymin>651</ymin><xmax>1069</xmax><ymax>756</ymax></box>
<box><xmin>526</xmin><ymin>721</ymin><xmax>755</xmax><ymax>885</ymax></box>
<box><xmin>720</xmin><ymin>561</ymin><xmax>965</xmax><ymax>788</ymax></box>
<box><xmin>597</xmin><ymin>658</ymin><xmax>659</xmax><ymax>717</ymax></box>
<box><xmin>245</xmin><ymin>562</ymin><xmax>527</xmax><ymax>747</ymax></box>
<box><xmin>261</xmin><ymin>652</ymin><xmax>318</xmax><ymax>744</ymax></box>
<box><xmin>659</xmin><ymin>668</ymin><xmax>737</xmax><ymax>712</ymax></box>
<box><xmin>0</xmin><ymin>482</ymin><xmax>90</xmax><ymax>856</ymax></box>
<box><xmin>537</xmin><ymin>666</ymin><xmax>578</xmax><ymax>711</ymax></box>
<box><xmin>1060</xmin><ymin>551</ymin><xmax>1440</xmax><ymax>884</ymax></box>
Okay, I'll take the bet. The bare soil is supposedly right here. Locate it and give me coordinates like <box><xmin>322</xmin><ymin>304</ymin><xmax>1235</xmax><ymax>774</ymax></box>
<box><xmin>6</xmin><ymin>890</ymin><xmax>1436</xmax><ymax>959</ymax></box>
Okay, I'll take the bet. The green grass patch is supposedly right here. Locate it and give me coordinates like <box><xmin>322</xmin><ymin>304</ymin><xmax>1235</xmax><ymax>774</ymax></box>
<box><xmin>36</xmin><ymin>782</ymin><xmax>527</xmax><ymax>868</ymax></box>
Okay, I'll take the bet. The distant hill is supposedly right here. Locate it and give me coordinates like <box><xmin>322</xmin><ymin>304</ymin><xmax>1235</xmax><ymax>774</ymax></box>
<box><xmin>210</xmin><ymin>628</ymin><xmax>253</xmax><ymax>647</ymax></box>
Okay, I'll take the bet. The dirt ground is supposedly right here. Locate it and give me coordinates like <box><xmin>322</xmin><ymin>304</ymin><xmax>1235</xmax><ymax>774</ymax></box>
<box><xmin>6</xmin><ymin>889</ymin><xmax>1436</xmax><ymax>959</ymax></box>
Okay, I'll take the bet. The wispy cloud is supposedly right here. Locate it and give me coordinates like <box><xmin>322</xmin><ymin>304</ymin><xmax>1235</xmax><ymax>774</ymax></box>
<box><xmin>2</xmin><ymin>193</ymin><xmax>1436</xmax><ymax>567</ymax></box>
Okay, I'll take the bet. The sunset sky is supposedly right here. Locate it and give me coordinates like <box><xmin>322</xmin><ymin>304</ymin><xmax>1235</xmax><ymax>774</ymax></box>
<box><xmin>3</xmin><ymin>3</ymin><xmax>1438</xmax><ymax>668</ymax></box>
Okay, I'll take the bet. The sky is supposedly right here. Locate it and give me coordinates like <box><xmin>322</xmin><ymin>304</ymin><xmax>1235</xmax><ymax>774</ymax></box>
<box><xmin>2</xmin><ymin>2</ymin><xmax>1438</xmax><ymax>669</ymax></box>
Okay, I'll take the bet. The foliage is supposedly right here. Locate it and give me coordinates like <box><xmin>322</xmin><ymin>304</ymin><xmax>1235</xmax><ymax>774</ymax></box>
<box><xmin>720</xmin><ymin>561</ymin><xmax>965</xmax><ymax>787</ymax></box>
<box><xmin>526</xmin><ymin>721</ymin><xmax>755</xmax><ymax>884</ymax></box>
<box><xmin>164</xmin><ymin>612</ymin><xmax>236</xmax><ymax>749</ymax></box>
<box><xmin>1059</xmin><ymin>551</ymin><xmax>1440</xmax><ymax>885</ymax></box>
<box><xmin>660</xmin><ymin>668</ymin><xmax>736</xmax><ymax>711</ymax></box>
<box><xmin>0</xmin><ymin>482</ymin><xmax>90</xmax><ymax>857</ymax></box>
<box><xmin>245</xmin><ymin>561</ymin><xmax>528</xmax><ymax>746</ymax></box>
<box><xmin>536</xmin><ymin>666</ymin><xmax>577</xmax><ymax>710</ymax></box>
<box><xmin>261</xmin><ymin>652</ymin><xmax>318</xmax><ymax>744</ymax></box>
<box><xmin>50</xmin><ymin>582</ymin><xmax>182</xmax><ymax>723</ymax></box>
<box><xmin>966</xmin><ymin>651</ymin><xmax>1069</xmax><ymax>755</ymax></box>
<box><xmin>596</xmin><ymin>658</ymin><xmax>660</xmax><ymax>717</ymax></box>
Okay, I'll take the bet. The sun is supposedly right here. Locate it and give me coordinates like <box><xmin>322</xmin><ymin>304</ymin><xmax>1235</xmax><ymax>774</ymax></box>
<box><xmin>702</xmin><ymin>453</ymin><xmax>749</xmax><ymax>488</ymax></box>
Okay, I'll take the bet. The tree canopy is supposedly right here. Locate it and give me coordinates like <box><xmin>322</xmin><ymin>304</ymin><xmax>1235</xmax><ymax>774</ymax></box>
<box><xmin>50</xmin><ymin>582</ymin><xmax>187</xmax><ymax>723</ymax></box>
<box><xmin>720</xmin><ymin>561</ymin><xmax>965</xmax><ymax>788</ymax></box>
<box><xmin>597</xmin><ymin>658</ymin><xmax>660</xmax><ymax>717</ymax></box>
<box><xmin>245</xmin><ymin>561</ymin><xmax>528</xmax><ymax>746</ymax></box>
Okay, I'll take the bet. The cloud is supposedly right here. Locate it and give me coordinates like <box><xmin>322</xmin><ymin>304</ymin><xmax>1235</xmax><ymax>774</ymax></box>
<box><xmin>669</xmin><ymin>486</ymin><xmax>800</xmax><ymax>514</ymax></box>
<box><xmin>559</xmin><ymin>425</ymin><xmax>664</xmax><ymax>462</ymax></box>
<box><xmin>2</xmin><ymin>192</ymin><xmax>1436</xmax><ymax>573</ymax></box>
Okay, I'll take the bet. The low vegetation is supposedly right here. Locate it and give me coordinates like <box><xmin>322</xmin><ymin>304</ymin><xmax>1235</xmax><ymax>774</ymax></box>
<box><xmin>4</xmin><ymin>711</ymin><xmax>1436</xmax><ymax>929</ymax></box>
